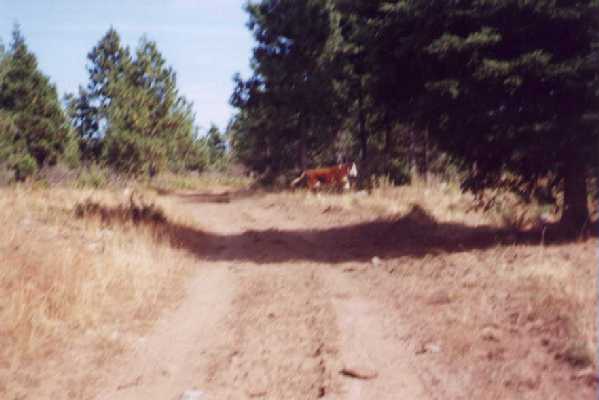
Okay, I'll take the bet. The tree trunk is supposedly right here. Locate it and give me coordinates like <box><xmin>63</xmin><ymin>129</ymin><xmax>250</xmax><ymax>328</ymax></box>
<box><xmin>384</xmin><ymin>127</ymin><xmax>393</xmax><ymax>175</ymax></box>
<box><xmin>298</xmin><ymin>137</ymin><xmax>307</xmax><ymax>170</ymax></box>
<box><xmin>423</xmin><ymin>129</ymin><xmax>430</xmax><ymax>184</ymax></box>
<box><xmin>560</xmin><ymin>151</ymin><xmax>589</xmax><ymax>231</ymax></box>
<box><xmin>357</xmin><ymin>79</ymin><xmax>367</xmax><ymax>162</ymax></box>
<box><xmin>298</xmin><ymin>117</ymin><xmax>308</xmax><ymax>170</ymax></box>
<box><xmin>409</xmin><ymin>128</ymin><xmax>417</xmax><ymax>179</ymax></box>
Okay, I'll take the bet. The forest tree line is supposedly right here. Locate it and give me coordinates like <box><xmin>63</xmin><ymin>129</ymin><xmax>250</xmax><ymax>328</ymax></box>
<box><xmin>0</xmin><ymin>26</ymin><xmax>227</xmax><ymax>181</ymax></box>
<box><xmin>230</xmin><ymin>0</ymin><xmax>598</xmax><ymax>228</ymax></box>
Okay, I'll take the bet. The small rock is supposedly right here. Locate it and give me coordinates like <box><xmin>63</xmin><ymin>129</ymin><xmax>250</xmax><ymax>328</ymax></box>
<box><xmin>416</xmin><ymin>342</ymin><xmax>441</xmax><ymax>354</ymax></box>
<box><xmin>371</xmin><ymin>256</ymin><xmax>382</xmax><ymax>267</ymax></box>
<box><xmin>340</xmin><ymin>365</ymin><xmax>378</xmax><ymax>380</ymax></box>
<box><xmin>481</xmin><ymin>326</ymin><xmax>502</xmax><ymax>342</ymax></box>
<box><xmin>180</xmin><ymin>389</ymin><xmax>203</xmax><ymax>400</ymax></box>
<box><xmin>425</xmin><ymin>343</ymin><xmax>441</xmax><ymax>353</ymax></box>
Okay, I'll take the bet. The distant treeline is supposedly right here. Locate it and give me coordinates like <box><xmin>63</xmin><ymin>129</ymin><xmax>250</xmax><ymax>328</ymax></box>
<box><xmin>229</xmin><ymin>0</ymin><xmax>598</xmax><ymax>227</ymax></box>
<box><xmin>0</xmin><ymin>25</ymin><xmax>227</xmax><ymax>182</ymax></box>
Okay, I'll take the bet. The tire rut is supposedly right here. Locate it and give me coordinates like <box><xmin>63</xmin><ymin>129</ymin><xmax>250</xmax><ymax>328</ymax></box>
<box><xmin>323</xmin><ymin>269</ymin><xmax>432</xmax><ymax>400</ymax></box>
<box><xmin>197</xmin><ymin>265</ymin><xmax>341</xmax><ymax>399</ymax></box>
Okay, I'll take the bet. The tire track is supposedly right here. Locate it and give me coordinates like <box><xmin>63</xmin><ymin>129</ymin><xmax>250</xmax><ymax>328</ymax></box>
<box><xmin>198</xmin><ymin>265</ymin><xmax>342</xmax><ymax>399</ymax></box>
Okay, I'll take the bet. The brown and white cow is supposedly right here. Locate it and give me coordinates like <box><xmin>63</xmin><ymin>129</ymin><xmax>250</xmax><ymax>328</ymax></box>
<box><xmin>291</xmin><ymin>162</ymin><xmax>358</xmax><ymax>191</ymax></box>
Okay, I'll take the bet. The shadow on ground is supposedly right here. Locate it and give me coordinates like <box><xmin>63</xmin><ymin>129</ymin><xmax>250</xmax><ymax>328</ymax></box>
<box><xmin>177</xmin><ymin>211</ymin><xmax>597</xmax><ymax>265</ymax></box>
<box><xmin>75</xmin><ymin>194</ymin><xmax>597</xmax><ymax>265</ymax></box>
<box><xmin>75</xmin><ymin>189</ymin><xmax>598</xmax><ymax>264</ymax></box>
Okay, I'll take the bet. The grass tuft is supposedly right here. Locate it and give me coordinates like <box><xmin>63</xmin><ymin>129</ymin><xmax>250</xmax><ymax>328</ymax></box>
<box><xmin>0</xmin><ymin>187</ymin><xmax>197</xmax><ymax>398</ymax></box>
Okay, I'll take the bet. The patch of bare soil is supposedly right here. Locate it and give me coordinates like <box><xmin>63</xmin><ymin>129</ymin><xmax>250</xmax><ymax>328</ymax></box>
<box><xmin>196</xmin><ymin>266</ymin><xmax>340</xmax><ymax>399</ymax></box>
<box><xmin>13</xmin><ymin>188</ymin><xmax>597</xmax><ymax>399</ymax></box>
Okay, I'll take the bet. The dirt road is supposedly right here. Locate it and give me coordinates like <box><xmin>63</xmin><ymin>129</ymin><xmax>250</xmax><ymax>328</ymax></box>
<box><xmin>75</xmin><ymin>189</ymin><xmax>595</xmax><ymax>400</ymax></box>
<box><xmin>92</xmin><ymin>191</ymin><xmax>434</xmax><ymax>400</ymax></box>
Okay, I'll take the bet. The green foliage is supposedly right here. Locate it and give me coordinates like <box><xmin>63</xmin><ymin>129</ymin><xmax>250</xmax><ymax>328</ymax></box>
<box><xmin>201</xmin><ymin>124</ymin><xmax>228</xmax><ymax>171</ymax></box>
<box><xmin>62</xmin><ymin>128</ymin><xmax>81</xmax><ymax>169</ymax></box>
<box><xmin>231</xmin><ymin>0</ymin><xmax>597</xmax><ymax>226</ymax></box>
<box><xmin>336</xmin><ymin>0</ymin><xmax>598</xmax><ymax>226</ymax></box>
<box><xmin>11</xmin><ymin>153</ymin><xmax>37</xmax><ymax>181</ymax></box>
<box><xmin>0</xmin><ymin>111</ymin><xmax>17</xmax><ymax>162</ymax></box>
<box><xmin>69</xmin><ymin>29</ymin><xmax>199</xmax><ymax>176</ymax></box>
<box><xmin>230</xmin><ymin>0</ymin><xmax>346</xmax><ymax>175</ymax></box>
<box><xmin>0</xmin><ymin>25</ymin><xmax>70</xmax><ymax>176</ymax></box>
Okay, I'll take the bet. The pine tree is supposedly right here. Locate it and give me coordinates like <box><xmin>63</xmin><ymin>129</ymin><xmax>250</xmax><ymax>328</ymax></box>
<box><xmin>102</xmin><ymin>37</ymin><xmax>196</xmax><ymax>175</ymax></box>
<box><xmin>0</xmin><ymin>25</ymin><xmax>69</xmax><ymax>179</ymax></box>
<box><xmin>67</xmin><ymin>27</ymin><xmax>131</xmax><ymax>161</ymax></box>
<box><xmin>205</xmin><ymin>124</ymin><xmax>227</xmax><ymax>168</ymax></box>
<box><xmin>338</xmin><ymin>0</ymin><xmax>599</xmax><ymax>229</ymax></box>
<box><xmin>70</xmin><ymin>30</ymin><xmax>198</xmax><ymax>175</ymax></box>
<box><xmin>231</xmin><ymin>0</ymin><xmax>343</xmax><ymax>176</ymax></box>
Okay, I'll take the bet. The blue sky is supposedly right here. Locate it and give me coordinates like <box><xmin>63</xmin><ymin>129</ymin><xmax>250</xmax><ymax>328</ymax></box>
<box><xmin>0</xmin><ymin>0</ymin><xmax>254</xmax><ymax>132</ymax></box>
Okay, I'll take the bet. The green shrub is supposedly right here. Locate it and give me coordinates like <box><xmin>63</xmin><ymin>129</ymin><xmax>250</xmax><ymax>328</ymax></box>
<box><xmin>63</xmin><ymin>131</ymin><xmax>81</xmax><ymax>169</ymax></box>
<box><xmin>12</xmin><ymin>153</ymin><xmax>38</xmax><ymax>181</ymax></box>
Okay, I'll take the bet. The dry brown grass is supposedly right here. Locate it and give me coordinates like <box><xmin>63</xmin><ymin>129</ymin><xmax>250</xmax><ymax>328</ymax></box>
<box><xmin>0</xmin><ymin>186</ymin><xmax>199</xmax><ymax>398</ymax></box>
<box><xmin>150</xmin><ymin>171</ymin><xmax>254</xmax><ymax>194</ymax></box>
<box><xmin>293</xmin><ymin>174</ymin><xmax>584</xmax><ymax>230</ymax></box>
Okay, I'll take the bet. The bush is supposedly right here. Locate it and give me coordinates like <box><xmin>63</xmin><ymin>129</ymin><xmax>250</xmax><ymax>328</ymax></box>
<box><xmin>12</xmin><ymin>153</ymin><xmax>38</xmax><ymax>181</ymax></box>
<box><xmin>63</xmin><ymin>131</ymin><xmax>81</xmax><ymax>169</ymax></box>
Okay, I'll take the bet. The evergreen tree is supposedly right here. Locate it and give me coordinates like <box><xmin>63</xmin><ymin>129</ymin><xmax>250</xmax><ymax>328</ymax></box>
<box><xmin>102</xmin><ymin>37</ymin><xmax>196</xmax><ymax>175</ymax></box>
<box><xmin>231</xmin><ymin>0</ymin><xmax>344</xmax><ymax>177</ymax></box>
<box><xmin>338</xmin><ymin>0</ymin><xmax>599</xmax><ymax>229</ymax></box>
<box><xmin>0</xmin><ymin>41</ymin><xmax>11</xmax><ymax>163</ymax></box>
<box><xmin>70</xmin><ymin>30</ymin><xmax>198</xmax><ymax>175</ymax></box>
<box><xmin>0</xmin><ymin>25</ymin><xmax>70</xmax><ymax>179</ymax></box>
<box><xmin>67</xmin><ymin>27</ymin><xmax>131</xmax><ymax>160</ymax></box>
<box><xmin>205</xmin><ymin>124</ymin><xmax>227</xmax><ymax>165</ymax></box>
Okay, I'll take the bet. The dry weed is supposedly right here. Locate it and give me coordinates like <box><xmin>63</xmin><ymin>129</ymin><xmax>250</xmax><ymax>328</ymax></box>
<box><xmin>0</xmin><ymin>186</ymin><xmax>198</xmax><ymax>397</ymax></box>
<box><xmin>150</xmin><ymin>171</ymin><xmax>254</xmax><ymax>194</ymax></box>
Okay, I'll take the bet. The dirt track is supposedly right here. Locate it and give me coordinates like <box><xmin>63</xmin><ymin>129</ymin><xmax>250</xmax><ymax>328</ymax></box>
<box><xmin>65</xmin><ymin>189</ymin><xmax>594</xmax><ymax>400</ymax></box>
<box><xmin>87</xmin><ymin>192</ymin><xmax>436</xmax><ymax>400</ymax></box>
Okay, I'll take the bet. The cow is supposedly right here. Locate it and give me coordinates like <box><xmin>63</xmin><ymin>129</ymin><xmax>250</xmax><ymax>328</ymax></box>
<box><xmin>291</xmin><ymin>162</ymin><xmax>358</xmax><ymax>191</ymax></box>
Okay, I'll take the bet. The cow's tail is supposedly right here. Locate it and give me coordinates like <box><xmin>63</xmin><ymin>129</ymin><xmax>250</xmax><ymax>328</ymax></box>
<box><xmin>291</xmin><ymin>172</ymin><xmax>306</xmax><ymax>188</ymax></box>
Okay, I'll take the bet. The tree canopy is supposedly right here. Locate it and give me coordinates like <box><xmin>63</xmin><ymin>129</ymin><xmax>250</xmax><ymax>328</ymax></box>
<box><xmin>0</xmin><ymin>25</ymin><xmax>71</xmax><ymax>180</ymax></box>
<box><xmin>230</xmin><ymin>0</ymin><xmax>345</xmax><ymax>179</ymax></box>
<box><xmin>348</xmin><ymin>0</ymin><xmax>599</xmax><ymax>227</ymax></box>
<box><xmin>231</xmin><ymin>0</ymin><xmax>599</xmax><ymax>227</ymax></box>
<box><xmin>68</xmin><ymin>29</ymin><xmax>202</xmax><ymax>175</ymax></box>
